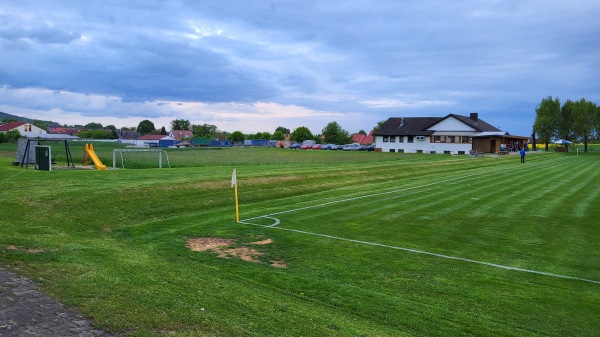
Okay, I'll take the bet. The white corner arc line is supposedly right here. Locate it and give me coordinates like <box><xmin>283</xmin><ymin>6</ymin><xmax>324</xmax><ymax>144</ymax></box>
<box><xmin>264</xmin><ymin>217</ymin><xmax>281</xmax><ymax>227</ymax></box>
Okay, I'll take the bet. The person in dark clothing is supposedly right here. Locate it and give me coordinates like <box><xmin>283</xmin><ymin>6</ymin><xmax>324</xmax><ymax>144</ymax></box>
<box><xmin>520</xmin><ymin>148</ymin><xmax>526</xmax><ymax>163</ymax></box>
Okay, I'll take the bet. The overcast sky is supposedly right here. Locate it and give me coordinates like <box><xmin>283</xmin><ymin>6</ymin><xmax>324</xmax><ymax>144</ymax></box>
<box><xmin>1</xmin><ymin>1</ymin><xmax>599</xmax><ymax>136</ymax></box>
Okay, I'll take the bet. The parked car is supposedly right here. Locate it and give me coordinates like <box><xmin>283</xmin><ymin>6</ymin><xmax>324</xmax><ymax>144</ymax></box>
<box><xmin>300</xmin><ymin>144</ymin><xmax>313</xmax><ymax>149</ymax></box>
<box><xmin>289</xmin><ymin>143</ymin><xmax>301</xmax><ymax>149</ymax></box>
<box><xmin>330</xmin><ymin>144</ymin><xmax>342</xmax><ymax>150</ymax></box>
<box><xmin>321</xmin><ymin>144</ymin><xmax>332</xmax><ymax>150</ymax></box>
<box><xmin>311</xmin><ymin>144</ymin><xmax>322</xmax><ymax>150</ymax></box>
<box><xmin>365</xmin><ymin>145</ymin><xmax>375</xmax><ymax>151</ymax></box>
<box><xmin>343</xmin><ymin>143</ymin><xmax>360</xmax><ymax>151</ymax></box>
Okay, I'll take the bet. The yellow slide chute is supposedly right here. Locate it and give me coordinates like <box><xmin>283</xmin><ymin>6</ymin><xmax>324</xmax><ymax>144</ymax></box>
<box><xmin>84</xmin><ymin>143</ymin><xmax>107</xmax><ymax>170</ymax></box>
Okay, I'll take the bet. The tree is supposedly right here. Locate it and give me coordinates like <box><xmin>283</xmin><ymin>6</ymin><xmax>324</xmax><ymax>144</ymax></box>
<box><xmin>373</xmin><ymin>120</ymin><xmax>387</xmax><ymax>132</ymax></box>
<box><xmin>85</xmin><ymin>122</ymin><xmax>103</xmax><ymax>130</ymax></box>
<box><xmin>255</xmin><ymin>131</ymin><xmax>271</xmax><ymax>140</ymax></box>
<box><xmin>358</xmin><ymin>129</ymin><xmax>367</xmax><ymax>135</ymax></box>
<box><xmin>105</xmin><ymin>125</ymin><xmax>118</xmax><ymax>138</ymax></box>
<box><xmin>192</xmin><ymin>124</ymin><xmax>219</xmax><ymax>138</ymax></box>
<box><xmin>160</xmin><ymin>126</ymin><xmax>168</xmax><ymax>135</ymax></box>
<box><xmin>2</xmin><ymin>129</ymin><xmax>21</xmax><ymax>143</ymax></box>
<box><xmin>271</xmin><ymin>131</ymin><xmax>285</xmax><ymax>140</ymax></box>
<box><xmin>275</xmin><ymin>126</ymin><xmax>290</xmax><ymax>134</ymax></box>
<box><xmin>322</xmin><ymin>121</ymin><xmax>350</xmax><ymax>144</ymax></box>
<box><xmin>33</xmin><ymin>120</ymin><xmax>49</xmax><ymax>130</ymax></box>
<box><xmin>291</xmin><ymin>126</ymin><xmax>313</xmax><ymax>143</ymax></box>
<box><xmin>596</xmin><ymin>105</ymin><xmax>600</xmax><ymax>141</ymax></box>
<box><xmin>228</xmin><ymin>131</ymin><xmax>245</xmax><ymax>143</ymax></box>
<box><xmin>171</xmin><ymin>119</ymin><xmax>190</xmax><ymax>131</ymax></box>
<box><xmin>77</xmin><ymin>130</ymin><xmax>115</xmax><ymax>139</ymax></box>
<box><xmin>137</xmin><ymin>120</ymin><xmax>156</xmax><ymax>135</ymax></box>
<box><xmin>1</xmin><ymin>118</ymin><xmax>18</xmax><ymax>124</ymax></box>
<box><xmin>533</xmin><ymin>96</ymin><xmax>560</xmax><ymax>151</ymax></box>
<box><xmin>557</xmin><ymin>99</ymin><xmax>575</xmax><ymax>148</ymax></box>
<box><xmin>572</xmin><ymin>98</ymin><xmax>597</xmax><ymax>152</ymax></box>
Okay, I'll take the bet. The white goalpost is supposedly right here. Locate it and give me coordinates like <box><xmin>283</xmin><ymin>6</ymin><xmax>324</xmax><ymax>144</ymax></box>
<box><xmin>112</xmin><ymin>149</ymin><xmax>170</xmax><ymax>169</ymax></box>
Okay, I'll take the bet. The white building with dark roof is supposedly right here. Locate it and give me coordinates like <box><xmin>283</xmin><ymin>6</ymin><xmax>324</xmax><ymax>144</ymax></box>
<box><xmin>373</xmin><ymin>113</ymin><xmax>525</xmax><ymax>154</ymax></box>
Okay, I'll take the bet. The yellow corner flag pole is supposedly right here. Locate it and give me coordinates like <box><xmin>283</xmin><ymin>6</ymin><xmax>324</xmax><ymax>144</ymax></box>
<box><xmin>232</xmin><ymin>169</ymin><xmax>239</xmax><ymax>223</ymax></box>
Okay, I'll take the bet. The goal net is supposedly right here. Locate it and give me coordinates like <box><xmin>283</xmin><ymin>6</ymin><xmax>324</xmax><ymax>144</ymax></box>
<box><xmin>112</xmin><ymin>149</ymin><xmax>170</xmax><ymax>169</ymax></box>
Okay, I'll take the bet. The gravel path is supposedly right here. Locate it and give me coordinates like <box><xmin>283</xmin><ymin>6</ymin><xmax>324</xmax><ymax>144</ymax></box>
<box><xmin>0</xmin><ymin>267</ymin><xmax>115</xmax><ymax>337</ymax></box>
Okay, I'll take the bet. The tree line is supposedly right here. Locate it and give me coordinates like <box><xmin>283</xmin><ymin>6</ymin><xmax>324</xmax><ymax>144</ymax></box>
<box><xmin>533</xmin><ymin>96</ymin><xmax>599</xmax><ymax>152</ymax></box>
<box><xmin>1</xmin><ymin>115</ymin><xmax>372</xmax><ymax>145</ymax></box>
<box><xmin>146</xmin><ymin>119</ymin><xmax>360</xmax><ymax>145</ymax></box>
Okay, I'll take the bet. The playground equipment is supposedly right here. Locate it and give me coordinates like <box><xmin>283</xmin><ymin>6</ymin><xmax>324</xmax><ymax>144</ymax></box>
<box><xmin>84</xmin><ymin>143</ymin><xmax>107</xmax><ymax>170</ymax></box>
<box><xmin>18</xmin><ymin>136</ymin><xmax>76</xmax><ymax>169</ymax></box>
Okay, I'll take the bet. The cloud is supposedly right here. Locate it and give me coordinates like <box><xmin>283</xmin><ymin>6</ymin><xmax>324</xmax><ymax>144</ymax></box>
<box><xmin>0</xmin><ymin>0</ymin><xmax>599</xmax><ymax>137</ymax></box>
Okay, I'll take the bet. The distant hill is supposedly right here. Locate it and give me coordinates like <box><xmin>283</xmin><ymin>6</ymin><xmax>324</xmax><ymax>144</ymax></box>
<box><xmin>0</xmin><ymin>111</ymin><xmax>60</xmax><ymax>127</ymax></box>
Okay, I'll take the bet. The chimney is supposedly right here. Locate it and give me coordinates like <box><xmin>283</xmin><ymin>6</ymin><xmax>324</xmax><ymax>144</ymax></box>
<box><xmin>470</xmin><ymin>113</ymin><xmax>478</xmax><ymax>121</ymax></box>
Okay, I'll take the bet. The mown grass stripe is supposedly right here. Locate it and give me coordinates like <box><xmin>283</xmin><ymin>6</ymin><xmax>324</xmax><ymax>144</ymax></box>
<box><xmin>240</xmin><ymin>221</ymin><xmax>600</xmax><ymax>285</ymax></box>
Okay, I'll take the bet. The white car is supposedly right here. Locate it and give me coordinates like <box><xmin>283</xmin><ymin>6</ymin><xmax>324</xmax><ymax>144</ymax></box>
<box><xmin>342</xmin><ymin>143</ymin><xmax>360</xmax><ymax>151</ymax></box>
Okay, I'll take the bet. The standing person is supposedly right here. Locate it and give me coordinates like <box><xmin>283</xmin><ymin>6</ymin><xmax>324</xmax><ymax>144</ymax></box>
<box><xmin>520</xmin><ymin>148</ymin><xmax>526</xmax><ymax>163</ymax></box>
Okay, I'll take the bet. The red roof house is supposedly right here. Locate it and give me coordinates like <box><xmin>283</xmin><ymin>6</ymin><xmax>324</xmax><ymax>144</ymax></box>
<box><xmin>351</xmin><ymin>130</ymin><xmax>374</xmax><ymax>145</ymax></box>
<box><xmin>0</xmin><ymin>121</ymin><xmax>47</xmax><ymax>134</ymax></box>
<box><xmin>169</xmin><ymin>130</ymin><xmax>194</xmax><ymax>140</ymax></box>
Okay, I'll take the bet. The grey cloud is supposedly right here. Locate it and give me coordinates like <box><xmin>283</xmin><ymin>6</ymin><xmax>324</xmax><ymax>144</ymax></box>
<box><xmin>1</xmin><ymin>0</ymin><xmax>599</xmax><ymax>137</ymax></box>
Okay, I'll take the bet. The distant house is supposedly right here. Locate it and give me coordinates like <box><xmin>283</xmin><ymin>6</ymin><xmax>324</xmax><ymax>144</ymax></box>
<box><xmin>136</xmin><ymin>134</ymin><xmax>176</xmax><ymax>148</ymax></box>
<box><xmin>0</xmin><ymin>122</ymin><xmax>47</xmax><ymax>135</ymax></box>
<box><xmin>373</xmin><ymin>113</ymin><xmax>527</xmax><ymax>154</ymax></box>
<box><xmin>169</xmin><ymin>130</ymin><xmax>194</xmax><ymax>140</ymax></box>
<box><xmin>116</xmin><ymin>130</ymin><xmax>141</xmax><ymax>146</ymax></box>
<box><xmin>118</xmin><ymin>130</ymin><xmax>141</xmax><ymax>140</ymax></box>
<box><xmin>351</xmin><ymin>130</ymin><xmax>374</xmax><ymax>145</ymax></box>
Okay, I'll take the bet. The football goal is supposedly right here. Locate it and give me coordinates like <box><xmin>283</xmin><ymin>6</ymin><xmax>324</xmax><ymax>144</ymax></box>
<box><xmin>112</xmin><ymin>149</ymin><xmax>170</xmax><ymax>169</ymax></box>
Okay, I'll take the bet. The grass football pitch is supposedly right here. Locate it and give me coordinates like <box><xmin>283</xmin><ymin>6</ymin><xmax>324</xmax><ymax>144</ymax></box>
<box><xmin>0</xmin><ymin>146</ymin><xmax>599</xmax><ymax>336</ymax></box>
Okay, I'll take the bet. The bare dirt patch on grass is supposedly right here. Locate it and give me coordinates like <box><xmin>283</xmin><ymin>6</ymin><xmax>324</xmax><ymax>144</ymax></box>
<box><xmin>250</xmin><ymin>238</ymin><xmax>272</xmax><ymax>245</ymax></box>
<box><xmin>187</xmin><ymin>237</ymin><xmax>286</xmax><ymax>268</ymax></box>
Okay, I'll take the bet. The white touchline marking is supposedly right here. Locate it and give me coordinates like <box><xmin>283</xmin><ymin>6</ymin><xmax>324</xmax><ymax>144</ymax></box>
<box><xmin>239</xmin><ymin>221</ymin><xmax>600</xmax><ymax>285</ymax></box>
<box><xmin>242</xmin><ymin>171</ymin><xmax>489</xmax><ymax>223</ymax></box>
<box><xmin>238</xmin><ymin>157</ymin><xmax>597</xmax><ymax>284</ymax></box>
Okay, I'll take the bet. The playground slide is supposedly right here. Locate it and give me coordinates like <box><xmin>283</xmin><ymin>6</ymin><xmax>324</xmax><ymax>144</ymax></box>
<box><xmin>84</xmin><ymin>143</ymin><xmax>107</xmax><ymax>170</ymax></box>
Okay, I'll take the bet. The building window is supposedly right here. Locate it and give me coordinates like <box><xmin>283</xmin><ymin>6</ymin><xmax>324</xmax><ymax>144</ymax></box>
<box><xmin>398</xmin><ymin>149</ymin><xmax>404</xmax><ymax>153</ymax></box>
<box><xmin>447</xmin><ymin>136</ymin><xmax>456</xmax><ymax>143</ymax></box>
<box><xmin>383</xmin><ymin>136</ymin><xmax>389</xmax><ymax>142</ymax></box>
<box><xmin>407</xmin><ymin>136</ymin><xmax>414</xmax><ymax>143</ymax></box>
<box><xmin>390</xmin><ymin>136</ymin><xmax>396</xmax><ymax>143</ymax></box>
<box><xmin>461</xmin><ymin>136</ymin><xmax>471</xmax><ymax>143</ymax></box>
<box><xmin>430</xmin><ymin>151</ymin><xmax>436</xmax><ymax>154</ymax></box>
<box><xmin>390</xmin><ymin>149</ymin><xmax>395</xmax><ymax>152</ymax></box>
<box><xmin>398</xmin><ymin>136</ymin><xmax>404</xmax><ymax>143</ymax></box>
<box><xmin>433</xmin><ymin>136</ymin><xmax>443</xmax><ymax>143</ymax></box>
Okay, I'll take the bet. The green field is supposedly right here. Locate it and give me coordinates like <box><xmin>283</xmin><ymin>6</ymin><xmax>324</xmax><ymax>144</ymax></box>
<box><xmin>1</xmin><ymin>145</ymin><xmax>599</xmax><ymax>336</ymax></box>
